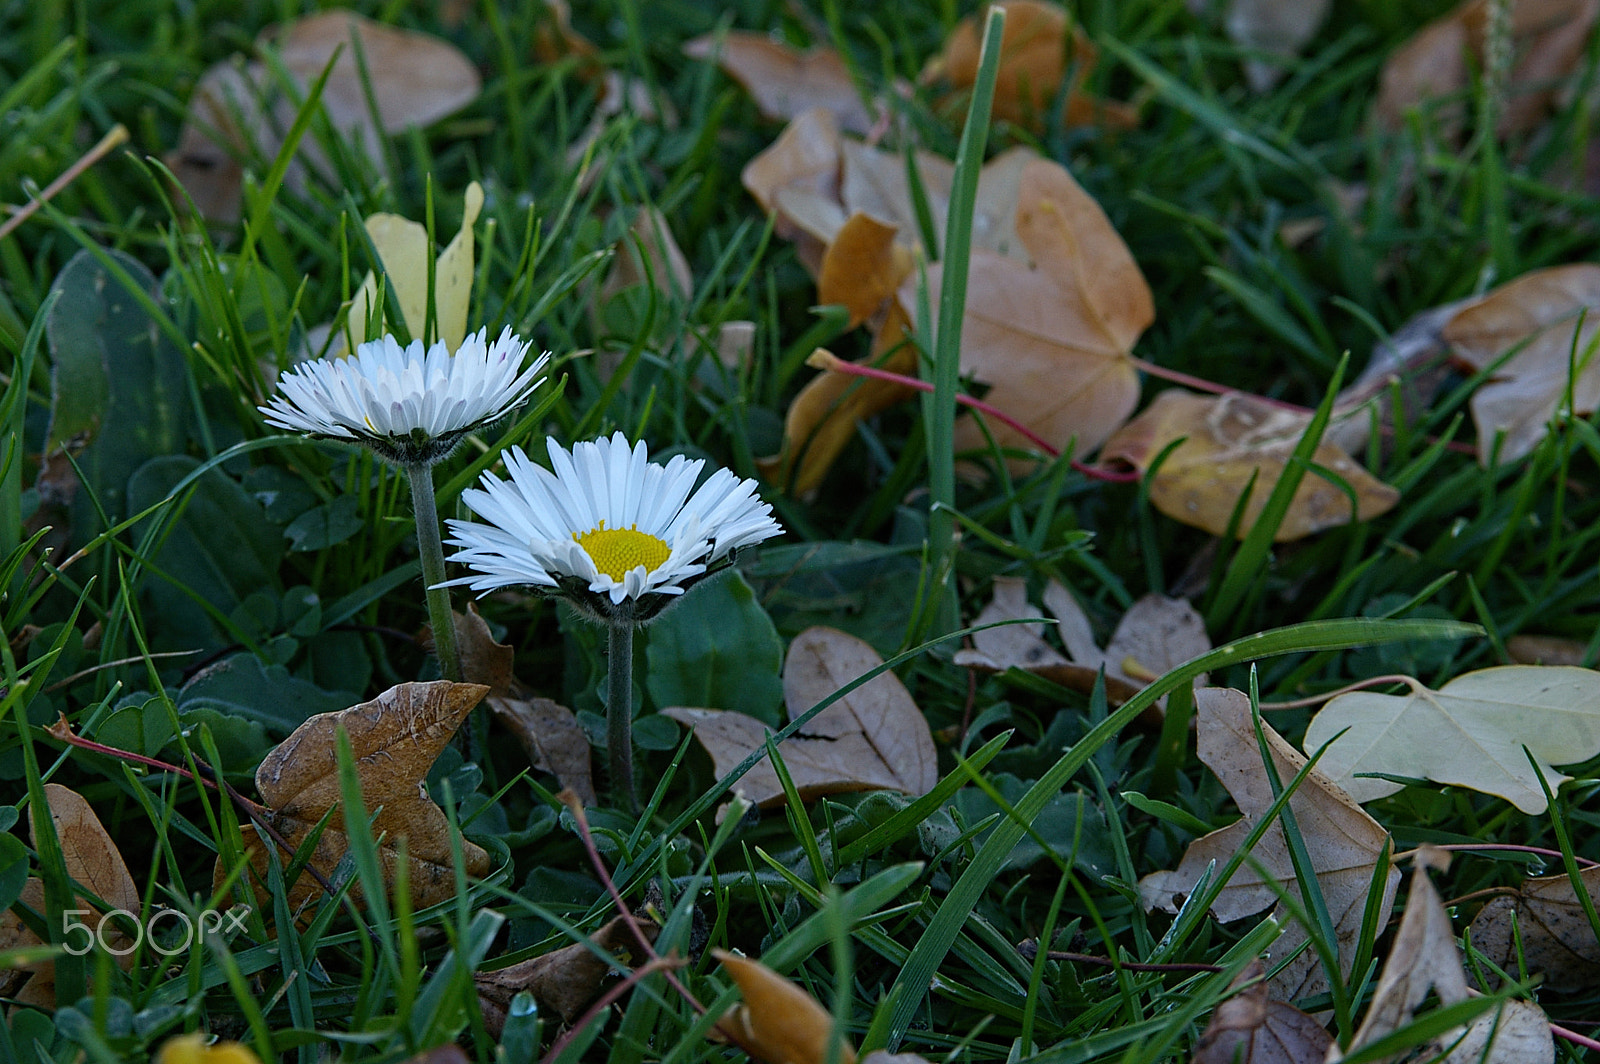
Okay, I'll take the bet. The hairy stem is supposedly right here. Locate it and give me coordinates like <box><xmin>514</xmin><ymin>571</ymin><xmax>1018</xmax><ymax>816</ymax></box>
<box><xmin>607</xmin><ymin>622</ymin><xmax>636</xmax><ymax>811</ymax></box>
<box><xmin>406</xmin><ymin>462</ymin><xmax>461</xmax><ymax>683</ymax></box>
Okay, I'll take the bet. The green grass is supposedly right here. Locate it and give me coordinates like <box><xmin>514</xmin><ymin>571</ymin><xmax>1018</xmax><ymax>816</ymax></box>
<box><xmin>3</xmin><ymin>0</ymin><xmax>1600</xmax><ymax>1061</ymax></box>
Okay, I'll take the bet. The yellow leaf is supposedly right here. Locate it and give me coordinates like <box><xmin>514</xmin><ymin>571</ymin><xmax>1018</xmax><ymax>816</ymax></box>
<box><xmin>714</xmin><ymin>949</ymin><xmax>857</xmax><ymax>1064</ymax></box>
<box><xmin>156</xmin><ymin>1034</ymin><xmax>265</xmax><ymax>1064</ymax></box>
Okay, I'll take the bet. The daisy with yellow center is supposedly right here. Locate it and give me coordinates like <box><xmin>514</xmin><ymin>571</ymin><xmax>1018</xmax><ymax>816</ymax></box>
<box><xmin>444</xmin><ymin>432</ymin><xmax>782</xmax><ymax>808</ymax></box>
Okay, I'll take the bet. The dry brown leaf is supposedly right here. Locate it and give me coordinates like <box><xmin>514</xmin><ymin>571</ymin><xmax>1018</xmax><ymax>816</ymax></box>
<box><xmin>166</xmin><ymin>11</ymin><xmax>480</xmax><ymax>222</ymax></box>
<box><xmin>490</xmin><ymin>693</ymin><xmax>597</xmax><ymax>807</ymax></box>
<box><xmin>476</xmin><ymin>913</ymin><xmax>658</xmax><ymax>1032</ymax></box>
<box><xmin>1333</xmin><ymin>848</ymin><xmax>1554</xmax><ymax>1064</ymax></box>
<box><xmin>1190</xmin><ymin>960</ymin><xmax>1332</xmax><ymax>1064</ymax></box>
<box><xmin>906</xmin><ymin>158</ymin><xmax>1152</xmax><ymax>467</ymax></box>
<box><xmin>817</xmin><ymin>213</ymin><xmax>915</xmax><ymax>330</ymax></box>
<box><xmin>1375</xmin><ymin>0</ymin><xmax>1598</xmax><ymax>138</ymax></box>
<box><xmin>685</xmin><ymin>32</ymin><xmax>876</xmax><ymax>134</ymax></box>
<box><xmin>1139</xmin><ymin>688</ymin><xmax>1400</xmax><ymax>1003</ymax></box>
<box><xmin>1506</xmin><ymin>634</ymin><xmax>1590</xmax><ymax>666</ymax></box>
<box><xmin>1469</xmin><ymin>865</ymin><xmax>1600</xmax><ymax>991</ymax></box>
<box><xmin>954</xmin><ymin>577</ymin><xmax>1211</xmax><ymax>711</ymax></box>
<box><xmin>926</xmin><ymin>0</ymin><xmax>1137</xmax><ymax>130</ymax></box>
<box><xmin>742</xmin><ymin>107</ymin><xmax>844</xmax><ymax>274</ymax></box>
<box><xmin>4</xmin><ymin>785</ymin><xmax>141</xmax><ymax>1007</ymax></box>
<box><xmin>530</xmin><ymin>0</ymin><xmax>602</xmax><ymax>79</ymax></box>
<box><xmin>398</xmin><ymin>1047</ymin><xmax>470</xmax><ymax>1064</ymax></box>
<box><xmin>663</xmin><ymin>626</ymin><xmax>936</xmax><ymax>809</ymax></box>
<box><xmin>1222</xmin><ymin>0</ymin><xmax>1335</xmax><ymax>92</ymax></box>
<box><xmin>450</xmin><ymin>604</ymin><xmax>514</xmax><ymax>700</ymax></box>
<box><xmin>1102</xmin><ymin>390</ymin><xmax>1400</xmax><ymax>541</ymax></box>
<box><xmin>1442</xmin><ymin>263</ymin><xmax>1600</xmax><ymax>466</ymax></box>
<box><xmin>225</xmin><ymin>681</ymin><xmax>492</xmax><ymax>916</ymax></box>
<box><xmin>714</xmin><ymin>949</ymin><xmax>857</xmax><ymax>1064</ymax></box>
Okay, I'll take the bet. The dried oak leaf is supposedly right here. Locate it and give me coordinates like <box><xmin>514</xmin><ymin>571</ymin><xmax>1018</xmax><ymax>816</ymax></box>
<box><xmin>714</xmin><ymin>949</ymin><xmax>857</xmax><ymax>1064</ymax></box>
<box><xmin>166</xmin><ymin>11</ymin><xmax>480</xmax><ymax>222</ymax></box>
<box><xmin>1375</xmin><ymin>0</ymin><xmax>1598</xmax><ymax>139</ymax></box>
<box><xmin>1190</xmin><ymin>960</ymin><xmax>1332</xmax><ymax>1064</ymax></box>
<box><xmin>1442</xmin><ymin>263</ymin><xmax>1600</xmax><ymax>466</ymax></box>
<box><xmin>1302</xmin><ymin>665</ymin><xmax>1600</xmax><ymax>814</ymax></box>
<box><xmin>663</xmin><ymin>626</ymin><xmax>937</xmax><ymax>810</ymax></box>
<box><xmin>490</xmin><ymin>692</ymin><xmax>597</xmax><ymax>807</ymax></box>
<box><xmin>924</xmin><ymin>0</ymin><xmax>1137</xmax><ymax>130</ymax></box>
<box><xmin>476</xmin><ymin>913</ymin><xmax>659</xmax><ymax>1032</ymax></box>
<box><xmin>4</xmin><ymin>785</ymin><xmax>141</xmax><ymax>1007</ymax></box>
<box><xmin>224</xmin><ymin>681</ymin><xmax>492</xmax><ymax>916</ymax></box>
<box><xmin>450</xmin><ymin>604</ymin><xmax>514</xmax><ymax>699</ymax></box>
<box><xmin>953</xmin><ymin>576</ymin><xmax>1210</xmax><ymax>712</ymax></box>
<box><xmin>685</xmin><ymin>32</ymin><xmax>877</xmax><ymax>135</ymax></box>
<box><xmin>1332</xmin><ymin>848</ymin><xmax>1554</xmax><ymax>1064</ymax></box>
<box><xmin>905</xmin><ymin>158</ymin><xmax>1152</xmax><ymax>468</ymax></box>
<box><xmin>1469</xmin><ymin>865</ymin><xmax>1600</xmax><ymax>991</ymax></box>
<box><xmin>1101</xmin><ymin>389</ymin><xmax>1399</xmax><ymax>542</ymax></box>
<box><xmin>1139</xmin><ymin>688</ymin><xmax>1400</xmax><ymax>1003</ymax></box>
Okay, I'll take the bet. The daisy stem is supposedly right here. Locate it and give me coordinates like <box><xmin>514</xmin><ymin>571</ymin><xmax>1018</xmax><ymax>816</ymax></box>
<box><xmin>406</xmin><ymin>462</ymin><xmax>462</xmax><ymax>683</ymax></box>
<box><xmin>607</xmin><ymin>621</ymin><xmax>637</xmax><ymax>812</ymax></box>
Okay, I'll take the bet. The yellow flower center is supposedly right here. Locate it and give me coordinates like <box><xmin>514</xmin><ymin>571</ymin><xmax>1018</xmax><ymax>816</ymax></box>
<box><xmin>573</xmin><ymin>521</ymin><xmax>672</xmax><ymax>581</ymax></box>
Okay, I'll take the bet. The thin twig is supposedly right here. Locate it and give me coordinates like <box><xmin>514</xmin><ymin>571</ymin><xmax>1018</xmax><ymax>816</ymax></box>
<box><xmin>1394</xmin><ymin>843</ymin><xmax>1600</xmax><ymax>869</ymax></box>
<box><xmin>0</xmin><ymin>125</ymin><xmax>130</xmax><ymax>240</ymax></box>
<box><xmin>44</xmin><ymin>650</ymin><xmax>203</xmax><ymax>692</ymax></box>
<box><xmin>539</xmin><ymin>956</ymin><xmax>683</xmax><ymax>1064</ymax></box>
<box><xmin>1258</xmin><ymin>674</ymin><xmax>1417</xmax><ymax>710</ymax></box>
<box><xmin>1016</xmin><ymin>939</ymin><xmax>1222</xmax><ymax>973</ymax></box>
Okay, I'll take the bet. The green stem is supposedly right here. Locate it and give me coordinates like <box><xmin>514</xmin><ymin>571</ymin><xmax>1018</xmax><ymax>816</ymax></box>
<box><xmin>607</xmin><ymin>621</ymin><xmax>636</xmax><ymax>811</ymax></box>
<box><xmin>406</xmin><ymin>462</ymin><xmax>462</xmax><ymax>683</ymax></box>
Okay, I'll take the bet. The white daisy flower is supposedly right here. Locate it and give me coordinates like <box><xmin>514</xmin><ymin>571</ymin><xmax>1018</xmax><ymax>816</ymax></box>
<box><xmin>445</xmin><ymin>432</ymin><xmax>783</xmax><ymax>619</ymax></box>
<box><xmin>260</xmin><ymin>326</ymin><xmax>548</xmax><ymax>466</ymax></box>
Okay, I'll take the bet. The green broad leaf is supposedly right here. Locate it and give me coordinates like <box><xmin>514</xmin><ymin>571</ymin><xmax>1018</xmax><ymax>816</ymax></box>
<box><xmin>94</xmin><ymin>696</ymin><xmax>177</xmax><ymax>757</ymax></box>
<box><xmin>42</xmin><ymin>247</ymin><xmax>189</xmax><ymax>523</ymax></box>
<box><xmin>741</xmin><ymin>541</ymin><xmax>922</xmax><ymax>655</ymax></box>
<box><xmin>646</xmin><ymin>570</ymin><xmax>784</xmax><ymax>724</ymax></box>
<box><xmin>177</xmin><ymin>651</ymin><xmax>356</xmax><ymax>735</ymax></box>
<box><xmin>0</xmin><ymin>832</ymin><xmax>27</xmax><ymax>913</ymax></box>
<box><xmin>176</xmin><ymin>708</ymin><xmax>272</xmax><ymax>774</ymax></box>
<box><xmin>952</xmin><ymin>775</ymin><xmax>1115</xmax><ymax>875</ymax></box>
<box><xmin>128</xmin><ymin>455</ymin><xmax>284</xmax><ymax>649</ymax></box>
<box><xmin>284</xmin><ymin>494</ymin><xmax>363</xmax><ymax>551</ymax></box>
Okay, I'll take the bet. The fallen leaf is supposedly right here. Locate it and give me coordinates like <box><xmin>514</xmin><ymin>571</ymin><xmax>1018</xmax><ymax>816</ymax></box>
<box><xmin>1139</xmin><ymin>688</ymin><xmax>1400</xmax><ymax>1002</ymax></box>
<box><xmin>1190</xmin><ymin>960</ymin><xmax>1333</xmax><ymax>1064</ymax></box>
<box><xmin>1332</xmin><ymin>848</ymin><xmax>1554</xmax><ymax>1064</ymax></box>
<box><xmin>742</xmin><ymin>107</ymin><xmax>844</xmax><ymax>275</ymax></box>
<box><xmin>1101</xmin><ymin>389</ymin><xmax>1400</xmax><ymax>541</ymax></box>
<box><xmin>226</xmin><ymin>681</ymin><xmax>493</xmax><ymax>915</ymax></box>
<box><xmin>397</xmin><ymin>1048</ymin><xmax>470</xmax><ymax>1064</ymax></box>
<box><xmin>450</xmin><ymin>604</ymin><xmax>514</xmax><ymax>699</ymax></box>
<box><xmin>1375</xmin><ymin>0</ymin><xmax>1599</xmax><ymax>139</ymax></box>
<box><xmin>166</xmin><ymin>11</ymin><xmax>481</xmax><ymax>223</ymax></box>
<box><xmin>714</xmin><ymin>948</ymin><xmax>857</xmax><ymax>1064</ymax></box>
<box><xmin>341</xmin><ymin>181</ymin><xmax>485</xmax><ymax>355</ymax></box>
<box><xmin>156</xmin><ymin>1033</ymin><xmax>266</xmax><ymax>1064</ymax></box>
<box><xmin>1302</xmin><ymin>665</ymin><xmax>1600</xmax><ymax>814</ymax></box>
<box><xmin>4</xmin><ymin>785</ymin><xmax>141</xmax><ymax>1007</ymax></box>
<box><xmin>685</xmin><ymin>32</ymin><xmax>877</xmax><ymax>134</ymax></box>
<box><xmin>817</xmin><ymin>213</ymin><xmax>914</xmax><ymax>330</ymax></box>
<box><xmin>1469</xmin><ymin>865</ymin><xmax>1600</xmax><ymax>991</ymax></box>
<box><xmin>1506</xmin><ymin>634</ymin><xmax>1590</xmax><ymax>666</ymax></box>
<box><xmin>530</xmin><ymin>0</ymin><xmax>602</xmax><ymax>79</ymax></box>
<box><xmin>954</xmin><ymin>577</ymin><xmax>1211</xmax><ymax>711</ymax></box>
<box><xmin>490</xmin><ymin>693</ymin><xmax>598</xmax><ymax>807</ymax></box>
<box><xmin>663</xmin><ymin>626</ymin><xmax>937</xmax><ymax>809</ymax></box>
<box><xmin>906</xmin><ymin>158</ymin><xmax>1152</xmax><ymax>466</ymax></box>
<box><xmin>1441</xmin><ymin>263</ymin><xmax>1600</xmax><ymax>466</ymax></box>
<box><xmin>925</xmin><ymin>0</ymin><xmax>1137</xmax><ymax>130</ymax></box>
<box><xmin>476</xmin><ymin>913</ymin><xmax>658</xmax><ymax>1031</ymax></box>
<box><xmin>592</xmin><ymin>206</ymin><xmax>694</xmax><ymax>376</ymax></box>
<box><xmin>1221</xmin><ymin>0</ymin><xmax>1335</xmax><ymax>92</ymax></box>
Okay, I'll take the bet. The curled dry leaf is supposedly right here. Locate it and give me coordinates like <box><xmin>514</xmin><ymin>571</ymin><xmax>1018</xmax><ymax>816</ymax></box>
<box><xmin>1469</xmin><ymin>865</ymin><xmax>1600</xmax><ymax>991</ymax></box>
<box><xmin>1506</xmin><ymin>633</ymin><xmax>1590</xmax><ymax>666</ymax></box>
<box><xmin>450</xmin><ymin>604</ymin><xmax>514</xmax><ymax>699</ymax></box>
<box><xmin>1303</xmin><ymin>665</ymin><xmax>1600</xmax><ymax>814</ymax></box>
<box><xmin>663</xmin><ymin>626</ymin><xmax>937</xmax><ymax>812</ymax></box>
<box><xmin>907</xmin><ymin>158</ymin><xmax>1152</xmax><ymax>468</ymax></box>
<box><xmin>714</xmin><ymin>949</ymin><xmax>857</xmax><ymax>1064</ymax></box>
<box><xmin>476</xmin><ymin>913</ymin><xmax>659</xmax><ymax>1032</ymax></box>
<box><xmin>1101</xmin><ymin>389</ymin><xmax>1399</xmax><ymax>542</ymax></box>
<box><xmin>924</xmin><ymin>0</ymin><xmax>1136</xmax><ymax>130</ymax></box>
<box><xmin>1441</xmin><ymin>263</ymin><xmax>1600</xmax><ymax>466</ymax></box>
<box><xmin>592</xmin><ymin>206</ymin><xmax>694</xmax><ymax>376</ymax></box>
<box><xmin>155</xmin><ymin>1033</ymin><xmax>265</xmax><ymax>1064</ymax></box>
<box><xmin>953</xmin><ymin>576</ymin><xmax>1210</xmax><ymax>713</ymax></box>
<box><xmin>1375</xmin><ymin>0</ymin><xmax>1598</xmax><ymax>139</ymax></box>
<box><xmin>166</xmin><ymin>11</ymin><xmax>480</xmax><ymax>222</ymax></box>
<box><xmin>1139</xmin><ymin>688</ymin><xmax>1400</xmax><ymax>1003</ymax></box>
<box><xmin>490</xmin><ymin>693</ymin><xmax>597</xmax><ymax>807</ymax></box>
<box><xmin>1190</xmin><ymin>960</ymin><xmax>1332</xmax><ymax>1064</ymax></box>
<box><xmin>223</xmin><ymin>681</ymin><xmax>492</xmax><ymax>916</ymax></box>
<box><xmin>1220</xmin><ymin>0</ymin><xmax>1335</xmax><ymax>92</ymax></box>
<box><xmin>1332</xmin><ymin>848</ymin><xmax>1554</xmax><ymax>1064</ymax></box>
<box><xmin>685</xmin><ymin>32</ymin><xmax>877</xmax><ymax>135</ymax></box>
<box><xmin>2</xmin><ymin>785</ymin><xmax>142</xmax><ymax>1007</ymax></box>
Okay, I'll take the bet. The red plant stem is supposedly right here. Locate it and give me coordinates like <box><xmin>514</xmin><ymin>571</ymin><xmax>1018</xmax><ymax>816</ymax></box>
<box><xmin>1394</xmin><ymin>843</ymin><xmax>1600</xmax><ymax>869</ymax></box>
<box><xmin>558</xmin><ymin>791</ymin><xmax>706</xmax><ymax>1015</ymax></box>
<box><xmin>1258</xmin><ymin>674</ymin><xmax>1416</xmax><ymax>710</ymax></box>
<box><xmin>1552</xmin><ymin>1024</ymin><xmax>1600</xmax><ymax>1052</ymax></box>
<box><xmin>808</xmin><ymin>352</ymin><xmax>1139</xmax><ymax>483</ymax></box>
<box><xmin>539</xmin><ymin>956</ymin><xmax>683</xmax><ymax>1064</ymax></box>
